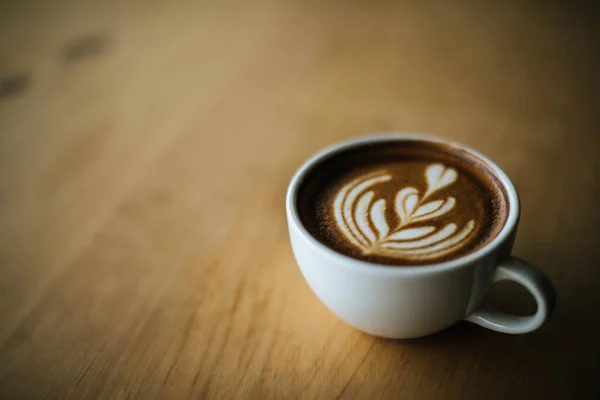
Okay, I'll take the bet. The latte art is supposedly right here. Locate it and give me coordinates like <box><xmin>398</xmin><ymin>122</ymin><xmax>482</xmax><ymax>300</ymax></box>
<box><xmin>297</xmin><ymin>140</ymin><xmax>509</xmax><ymax>266</ymax></box>
<box><xmin>333</xmin><ymin>164</ymin><xmax>475</xmax><ymax>260</ymax></box>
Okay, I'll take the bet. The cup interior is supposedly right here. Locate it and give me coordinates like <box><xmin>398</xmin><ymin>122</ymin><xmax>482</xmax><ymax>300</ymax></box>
<box><xmin>286</xmin><ymin>133</ymin><xmax>520</xmax><ymax>273</ymax></box>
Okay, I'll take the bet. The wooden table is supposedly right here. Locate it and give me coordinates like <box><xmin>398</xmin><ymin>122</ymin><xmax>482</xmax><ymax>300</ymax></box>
<box><xmin>1</xmin><ymin>1</ymin><xmax>599</xmax><ymax>399</ymax></box>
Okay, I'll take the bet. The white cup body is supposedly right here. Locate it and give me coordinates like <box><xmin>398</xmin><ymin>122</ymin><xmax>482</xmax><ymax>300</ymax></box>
<box><xmin>286</xmin><ymin>134</ymin><xmax>521</xmax><ymax>338</ymax></box>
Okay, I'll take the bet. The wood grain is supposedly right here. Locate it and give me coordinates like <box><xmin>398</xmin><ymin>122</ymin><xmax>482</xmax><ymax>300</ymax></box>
<box><xmin>1</xmin><ymin>1</ymin><xmax>599</xmax><ymax>399</ymax></box>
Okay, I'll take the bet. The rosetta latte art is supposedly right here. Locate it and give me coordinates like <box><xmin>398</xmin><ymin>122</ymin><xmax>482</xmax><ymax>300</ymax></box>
<box><xmin>333</xmin><ymin>163</ymin><xmax>475</xmax><ymax>260</ymax></box>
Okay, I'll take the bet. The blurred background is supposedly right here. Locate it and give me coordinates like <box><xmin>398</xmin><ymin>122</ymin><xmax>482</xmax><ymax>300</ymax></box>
<box><xmin>1</xmin><ymin>1</ymin><xmax>599</xmax><ymax>399</ymax></box>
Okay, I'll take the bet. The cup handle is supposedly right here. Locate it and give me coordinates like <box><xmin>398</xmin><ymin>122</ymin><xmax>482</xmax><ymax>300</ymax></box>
<box><xmin>465</xmin><ymin>257</ymin><xmax>556</xmax><ymax>334</ymax></box>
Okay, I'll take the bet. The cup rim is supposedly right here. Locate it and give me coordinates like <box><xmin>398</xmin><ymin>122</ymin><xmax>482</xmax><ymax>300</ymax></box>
<box><xmin>286</xmin><ymin>132</ymin><xmax>520</xmax><ymax>275</ymax></box>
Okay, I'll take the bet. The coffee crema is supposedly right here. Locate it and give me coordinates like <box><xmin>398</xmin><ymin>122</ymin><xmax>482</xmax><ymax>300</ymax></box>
<box><xmin>297</xmin><ymin>140</ymin><xmax>509</xmax><ymax>266</ymax></box>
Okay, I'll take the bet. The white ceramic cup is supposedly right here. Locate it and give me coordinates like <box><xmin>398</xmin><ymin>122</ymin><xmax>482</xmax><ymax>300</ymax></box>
<box><xmin>286</xmin><ymin>133</ymin><xmax>556</xmax><ymax>339</ymax></box>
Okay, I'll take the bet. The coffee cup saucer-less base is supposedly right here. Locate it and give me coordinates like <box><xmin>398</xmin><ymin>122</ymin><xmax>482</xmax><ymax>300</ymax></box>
<box><xmin>286</xmin><ymin>133</ymin><xmax>556</xmax><ymax>339</ymax></box>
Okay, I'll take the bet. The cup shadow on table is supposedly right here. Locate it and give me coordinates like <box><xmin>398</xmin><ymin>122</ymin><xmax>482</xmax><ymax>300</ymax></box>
<box><xmin>378</xmin><ymin>306</ymin><xmax>594</xmax><ymax>397</ymax></box>
<box><xmin>381</xmin><ymin>244</ymin><xmax>600</xmax><ymax>397</ymax></box>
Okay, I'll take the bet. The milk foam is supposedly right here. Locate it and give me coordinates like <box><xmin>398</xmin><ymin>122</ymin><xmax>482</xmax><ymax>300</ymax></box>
<box><xmin>332</xmin><ymin>163</ymin><xmax>475</xmax><ymax>260</ymax></box>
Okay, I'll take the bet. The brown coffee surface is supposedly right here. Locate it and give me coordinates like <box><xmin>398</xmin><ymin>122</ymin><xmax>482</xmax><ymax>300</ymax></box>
<box><xmin>297</xmin><ymin>140</ymin><xmax>509</xmax><ymax>266</ymax></box>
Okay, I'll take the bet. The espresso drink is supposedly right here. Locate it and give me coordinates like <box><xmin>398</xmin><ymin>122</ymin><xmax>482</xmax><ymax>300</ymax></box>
<box><xmin>297</xmin><ymin>140</ymin><xmax>509</xmax><ymax>266</ymax></box>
